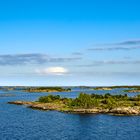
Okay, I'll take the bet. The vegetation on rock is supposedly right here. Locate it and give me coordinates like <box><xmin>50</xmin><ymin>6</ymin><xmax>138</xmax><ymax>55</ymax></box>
<box><xmin>8</xmin><ymin>93</ymin><xmax>140</xmax><ymax>115</ymax></box>
<box><xmin>25</xmin><ymin>87</ymin><xmax>71</xmax><ymax>92</ymax></box>
<box><xmin>37</xmin><ymin>93</ymin><xmax>140</xmax><ymax>109</ymax></box>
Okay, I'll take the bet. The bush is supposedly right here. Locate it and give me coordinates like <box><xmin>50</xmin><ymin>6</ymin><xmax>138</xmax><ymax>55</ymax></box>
<box><xmin>68</xmin><ymin>93</ymin><xmax>99</xmax><ymax>108</ymax></box>
<box><xmin>38</xmin><ymin>95</ymin><xmax>60</xmax><ymax>103</ymax></box>
<box><xmin>37</xmin><ymin>93</ymin><xmax>139</xmax><ymax>109</ymax></box>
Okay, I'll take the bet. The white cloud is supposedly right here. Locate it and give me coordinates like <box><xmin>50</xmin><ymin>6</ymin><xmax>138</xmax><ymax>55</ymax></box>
<box><xmin>36</xmin><ymin>67</ymin><xmax>68</xmax><ymax>75</ymax></box>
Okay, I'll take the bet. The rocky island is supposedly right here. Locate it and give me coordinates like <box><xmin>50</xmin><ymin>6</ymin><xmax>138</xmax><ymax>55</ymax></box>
<box><xmin>93</xmin><ymin>86</ymin><xmax>140</xmax><ymax>91</ymax></box>
<box><xmin>124</xmin><ymin>87</ymin><xmax>140</xmax><ymax>93</ymax></box>
<box><xmin>8</xmin><ymin>93</ymin><xmax>140</xmax><ymax>115</ymax></box>
<box><xmin>0</xmin><ymin>86</ymin><xmax>71</xmax><ymax>93</ymax></box>
<box><xmin>24</xmin><ymin>87</ymin><xmax>71</xmax><ymax>93</ymax></box>
<box><xmin>93</xmin><ymin>87</ymin><xmax>113</xmax><ymax>90</ymax></box>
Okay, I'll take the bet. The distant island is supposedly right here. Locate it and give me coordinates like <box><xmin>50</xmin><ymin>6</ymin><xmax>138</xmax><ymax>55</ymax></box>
<box><xmin>76</xmin><ymin>85</ymin><xmax>140</xmax><ymax>91</ymax></box>
<box><xmin>93</xmin><ymin>87</ymin><xmax>113</xmax><ymax>90</ymax></box>
<box><xmin>1</xmin><ymin>85</ymin><xmax>140</xmax><ymax>92</ymax></box>
<box><xmin>9</xmin><ymin>93</ymin><xmax>140</xmax><ymax>115</ymax></box>
<box><xmin>24</xmin><ymin>87</ymin><xmax>71</xmax><ymax>93</ymax></box>
<box><xmin>93</xmin><ymin>86</ymin><xmax>140</xmax><ymax>91</ymax></box>
<box><xmin>0</xmin><ymin>86</ymin><xmax>71</xmax><ymax>93</ymax></box>
<box><xmin>124</xmin><ymin>87</ymin><xmax>140</xmax><ymax>93</ymax></box>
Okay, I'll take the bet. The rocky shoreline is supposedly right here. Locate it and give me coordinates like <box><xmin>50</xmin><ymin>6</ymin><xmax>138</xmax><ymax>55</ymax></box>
<box><xmin>124</xmin><ymin>89</ymin><xmax>140</xmax><ymax>93</ymax></box>
<box><xmin>93</xmin><ymin>87</ymin><xmax>113</xmax><ymax>91</ymax></box>
<box><xmin>8</xmin><ymin>101</ymin><xmax>140</xmax><ymax>115</ymax></box>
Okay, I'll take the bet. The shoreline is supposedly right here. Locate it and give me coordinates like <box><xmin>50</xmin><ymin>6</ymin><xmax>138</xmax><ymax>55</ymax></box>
<box><xmin>8</xmin><ymin>101</ymin><xmax>140</xmax><ymax>116</ymax></box>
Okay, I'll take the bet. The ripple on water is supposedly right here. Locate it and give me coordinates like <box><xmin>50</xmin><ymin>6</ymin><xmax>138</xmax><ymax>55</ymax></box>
<box><xmin>0</xmin><ymin>89</ymin><xmax>140</xmax><ymax>140</ymax></box>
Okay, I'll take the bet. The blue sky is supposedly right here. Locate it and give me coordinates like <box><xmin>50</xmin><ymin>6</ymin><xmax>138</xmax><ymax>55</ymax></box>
<box><xmin>0</xmin><ymin>0</ymin><xmax>140</xmax><ymax>86</ymax></box>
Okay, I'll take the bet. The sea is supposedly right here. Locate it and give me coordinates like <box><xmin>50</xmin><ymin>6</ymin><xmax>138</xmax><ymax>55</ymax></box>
<box><xmin>0</xmin><ymin>87</ymin><xmax>140</xmax><ymax>140</ymax></box>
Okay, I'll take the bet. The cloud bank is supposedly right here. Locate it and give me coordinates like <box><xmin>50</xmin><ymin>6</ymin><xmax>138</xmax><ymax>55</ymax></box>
<box><xmin>78</xmin><ymin>60</ymin><xmax>140</xmax><ymax>67</ymax></box>
<box><xmin>115</xmin><ymin>40</ymin><xmax>140</xmax><ymax>46</ymax></box>
<box><xmin>96</xmin><ymin>40</ymin><xmax>140</xmax><ymax>46</ymax></box>
<box><xmin>0</xmin><ymin>54</ymin><xmax>81</xmax><ymax>66</ymax></box>
<box><xmin>88</xmin><ymin>46</ymin><xmax>140</xmax><ymax>51</ymax></box>
<box><xmin>89</xmin><ymin>39</ymin><xmax>140</xmax><ymax>51</ymax></box>
<box><xmin>72</xmin><ymin>52</ymin><xmax>83</xmax><ymax>56</ymax></box>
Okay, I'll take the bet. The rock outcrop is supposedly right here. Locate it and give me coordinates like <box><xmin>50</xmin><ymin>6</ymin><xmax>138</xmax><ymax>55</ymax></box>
<box><xmin>8</xmin><ymin>101</ymin><xmax>140</xmax><ymax>115</ymax></box>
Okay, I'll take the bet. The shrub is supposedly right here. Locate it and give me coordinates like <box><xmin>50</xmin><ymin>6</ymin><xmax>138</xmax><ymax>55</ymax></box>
<box><xmin>38</xmin><ymin>95</ymin><xmax>60</xmax><ymax>103</ymax></box>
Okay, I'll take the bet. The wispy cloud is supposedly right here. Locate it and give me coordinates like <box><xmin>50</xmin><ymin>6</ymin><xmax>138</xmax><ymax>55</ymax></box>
<box><xmin>0</xmin><ymin>54</ymin><xmax>82</xmax><ymax>66</ymax></box>
<box><xmin>88</xmin><ymin>39</ymin><xmax>140</xmax><ymax>51</ymax></box>
<box><xmin>115</xmin><ymin>40</ymin><xmax>140</xmax><ymax>46</ymax></box>
<box><xmin>72</xmin><ymin>71</ymin><xmax>140</xmax><ymax>76</ymax></box>
<box><xmin>96</xmin><ymin>40</ymin><xmax>140</xmax><ymax>46</ymax></box>
<box><xmin>88</xmin><ymin>46</ymin><xmax>140</xmax><ymax>51</ymax></box>
<box><xmin>77</xmin><ymin>60</ymin><xmax>140</xmax><ymax>67</ymax></box>
<box><xmin>123</xmin><ymin>56</ymin><xmax>132</xmax><ymax>59</ymax></box>
<box><xmin>72</xmin><ymin>52</ymin><xmax>83</xmax><ymax>56</ymax></box>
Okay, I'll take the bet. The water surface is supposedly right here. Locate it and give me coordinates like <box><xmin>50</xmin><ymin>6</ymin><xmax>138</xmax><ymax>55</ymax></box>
<box><xmin>0</xmin><ymin>88</ymin><xmax>140</xmax><ymax>140</ymax></box>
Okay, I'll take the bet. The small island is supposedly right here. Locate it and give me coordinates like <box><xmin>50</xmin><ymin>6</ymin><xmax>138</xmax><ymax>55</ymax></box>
<box><xmin>124</xmin><ymin>87</ymin><xmax>140</xmax><ymax>93</ymax></box>
<box><xmin>93</xmin><ymin>86</ymin><xmax>140</xmax><ymax>91</ymax></box>
<box><xmin>8</xmin><ymin>93</ymin><xmax>140</xmax><ymax>115</ymax></box>
<box><xmin>24</xmin><ymin>87</ymin><xmax>71</xmax><ymax>93</ymax></box>
<box><xmin>0</xmin><ymin>86</ymin><xmax>71</xmax><ymax>93</ymax></box>
<box><xmin>93</xmin><ymin>87</ymin><xmax>113</xmax><ymax>90</ymax></box>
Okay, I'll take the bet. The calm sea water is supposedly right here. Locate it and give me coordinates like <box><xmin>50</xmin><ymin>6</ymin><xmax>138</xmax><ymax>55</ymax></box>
<box><xmin>0</xmin><ymin>88</ymin><xmax>140</xmax><ymax>140</ymax></box>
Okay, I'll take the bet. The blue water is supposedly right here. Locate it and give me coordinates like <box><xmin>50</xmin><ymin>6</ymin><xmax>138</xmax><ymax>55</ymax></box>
<box><xmin>0</xmin><ymin>88</ymin><xmax>140</xmax><ymax>140</ymax></box>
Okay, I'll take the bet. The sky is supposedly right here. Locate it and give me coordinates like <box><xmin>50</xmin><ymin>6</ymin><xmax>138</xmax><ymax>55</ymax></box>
<box><xmin>0</xmin><ymin>0</ymin><xmax>140</xmax><ymax>86</ymax></box>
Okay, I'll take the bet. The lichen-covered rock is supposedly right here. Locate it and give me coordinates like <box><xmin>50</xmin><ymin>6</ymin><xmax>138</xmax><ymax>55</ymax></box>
<box><xmin>109</xmin><ymin>107</ymin><xmax>140</xmax><ymax>115</ymax></box>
